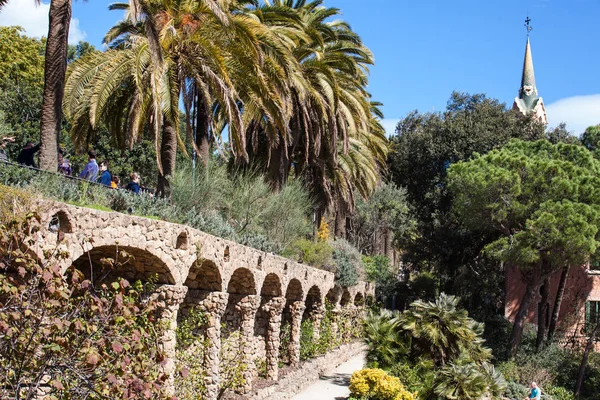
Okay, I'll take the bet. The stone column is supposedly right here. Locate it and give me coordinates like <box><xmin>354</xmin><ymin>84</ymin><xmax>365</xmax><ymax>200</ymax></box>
<box><xmin>310</xmin><ymin>303</ymin><xmax>326</xmax><ymax>341</ymax></box>
<box><xmin>330</xmin><ymin>307</ymin><xmax>341</xmax><ymax>344</ymax></box>
<box><xmin>288</xmin><ymin>300</ymin><xmax>306</xmax><ymax>367</ymax></box>
<box><xmin>152</xmin><ymin>285</ymin><xmax>188</xmax><ymax>395</ymax></box>
<box><xmin>196</xmin><ymin>292</ymin><xmax>229</xmax><ymax>400</ymax></box>
<box><xmin>262</xmin><ymin>296</ymin><xmax>286</xmax><ymax>380</ymax></box>
<box><xmin>235</xmin><ymin>294</ymin><xmax>260</xmax><ymax>393</ymax></box>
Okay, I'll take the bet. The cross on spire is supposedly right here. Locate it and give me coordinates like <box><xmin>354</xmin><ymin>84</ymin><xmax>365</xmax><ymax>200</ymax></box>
<box><xmin>525</xmin><ymin>16</ymin><xmax>532</xmax><ymax>35</ymax></box>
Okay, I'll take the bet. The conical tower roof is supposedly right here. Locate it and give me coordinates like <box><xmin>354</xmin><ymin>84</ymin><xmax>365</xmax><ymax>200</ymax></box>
<box><xmin>520</xmin><ymin>37</ymin><xmax>537</xmax><ymax>92</ymax></box>
<box><xmin>517</xmin><ymin>37</ymin><xmax>540</xmax><ymax>110</ymax></box>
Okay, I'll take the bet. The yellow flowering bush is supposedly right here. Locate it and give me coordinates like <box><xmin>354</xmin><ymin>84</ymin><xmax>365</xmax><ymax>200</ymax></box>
<box><xmin>349</xmin><ymin>368</ymin><xmax>417</xmax><ymax>400</ymax></box>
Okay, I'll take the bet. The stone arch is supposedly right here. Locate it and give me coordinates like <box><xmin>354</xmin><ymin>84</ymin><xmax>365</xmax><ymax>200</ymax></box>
<box><xmin>72</xmin><ymin>245</ymin><xmax>175</xmax><ymax>284</ymax></box>
<box><xmin>340</xmin><ymin>288</ymin><xmax>351</xmax><ymax>307</ymax></box>
<box><xmin>304</xmin><ymin>285</ymin><xmax>322</xmax><ymax>317</ymax></box>
<box><xmin>184</xmin><ymin>258</ymin><xmax>222</xmax><ymax>291</ymax></box>
<box><xmin>48</xmin><ymin>210</ymin><xmax>73</xmax><ymax>234</ymax></box>
<box><xmin>366</xmin><ymin>294</ymin><xmax>375</xmax><ymax>307</ymax></box>
<box><xmin>176</xmin><ymin>231</ymin><xmax>189</xmax><ymax>250</ymax></box>
<box><xmin>285</xmin><ymin>278</ymin><xmax>303</xmax><ymax>301</ymax></box>
<box><xmin>227</xmin><ymin>268</ymin><xmax>256</xmax><ymax>295</ymax></box>
<box><xmin>260</xmin><ymin>273</ymin><xmax>282</xmax><ymax>297</ymax></box>
<box><xmin>354</xmin><ymin>292</ymin><xmax>365</xmax><ymax>307</ymax></box>
<box><xmin>326</xmin><ymin>286</ymin><xmax>341</xmax><ymax>307</ymax></box>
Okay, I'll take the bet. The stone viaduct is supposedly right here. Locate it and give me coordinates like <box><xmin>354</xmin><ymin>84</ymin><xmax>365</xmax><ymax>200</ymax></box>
<box><xmin>30</xmin><ymin>201</ymin><xmax>374</xmax><ymax>399</ymax></box>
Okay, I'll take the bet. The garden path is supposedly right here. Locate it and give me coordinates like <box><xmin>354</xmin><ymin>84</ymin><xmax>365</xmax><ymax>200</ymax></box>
<box><xmin>291</xmin><ymin>353</ymin><xmax>365</xmax><ymax>400</ymax></box>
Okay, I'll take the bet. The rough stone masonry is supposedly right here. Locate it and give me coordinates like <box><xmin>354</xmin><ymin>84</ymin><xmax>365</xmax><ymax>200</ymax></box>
<box><xmin>29</xmin><ymin>201</ymin><xmax>374</xmax><ymax>399</ymax></box>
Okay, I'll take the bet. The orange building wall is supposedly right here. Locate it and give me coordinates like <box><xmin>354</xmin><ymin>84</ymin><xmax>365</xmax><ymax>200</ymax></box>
<box><xmin>505</xmin><ymin>265</ymin><xmax>600</xmax><ymax>347</ymax></box>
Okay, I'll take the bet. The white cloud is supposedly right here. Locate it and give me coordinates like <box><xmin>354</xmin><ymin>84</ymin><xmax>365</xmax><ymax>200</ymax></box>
<box><xmin>546</xmin><ymin>94</ymin><xmax>600</xmax><ymax>136</ymax></box>
<box><xmin>381</xmin><ymin>118</ymin><xmax>399</xmax><ymax>137</ymax></box>
<box><xmin>0</xmin><ymin>0</ymin><xmax>86</xmax><ymax>43</ymax></box>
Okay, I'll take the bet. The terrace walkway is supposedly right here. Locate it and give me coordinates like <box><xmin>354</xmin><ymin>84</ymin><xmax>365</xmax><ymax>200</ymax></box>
<box><xmin>291</xmin><ymin>353</ymin><xmax>365</xmax><ymax>400</ymax></box>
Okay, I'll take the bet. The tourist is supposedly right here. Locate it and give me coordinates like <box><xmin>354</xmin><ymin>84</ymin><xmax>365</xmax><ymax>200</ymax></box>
<box><xmin>98</xmin><ymin>160</ymin><xmax>112</xmax><ymax>186</ymax></box>
<box><xmin>125</xmin><ymin>172</ymin><xmax>141</xmax><ymax>194</ymax></box>
<box><xmin>111</xmin><ymin>175</ymin><xmax>120</xmax><ymax>189</ymax></box>
<box><xmin>79</xmin><ymin>149</ymin><xmax>99</xmax><ymax>181</ymax></box>
<box><xmin>57</xmin><ymin>151</ymin><xmax>72</xmax><ymax>175</ymax></box>
<box><xmin>0</xmin><ymin>136</ymin><xmax>15</xmax><ymax>163</ymax></box>
<box><xmin>524</xmin><ymin>382</ymin><xmax>541</xmax><ymax>400</ymax></box>
<box><xmin>16</xmin><ymin>141</ymin><xmax>40</xmax><ymax>167</ymax></box>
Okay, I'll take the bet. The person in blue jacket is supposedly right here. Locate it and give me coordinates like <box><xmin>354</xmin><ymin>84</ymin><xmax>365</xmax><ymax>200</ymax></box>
<box><xmin>525</xmin><ymin>382</ymin><xmax>541</xmax><ymax>400</ymax></box>
<box><xmin>125</xmin><ymin>172</ymin><xmax>141</xmax><ymax>194</ymax></box>
<box><xmin>98</xmin><ymin>160</ymin><xmax>112</xmax><ymax>186</ymax></box>
<box><xmin>79</xmin><ymin>150</ymin><xmax>99</xmax><ymax>181</ymax></box>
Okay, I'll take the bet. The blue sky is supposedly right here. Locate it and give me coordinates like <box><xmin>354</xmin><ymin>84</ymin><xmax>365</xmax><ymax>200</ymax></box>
<box><xmin>1</xmin><ymin>0</ymin><xmax>599</xmax><ymax>134</ymax></box>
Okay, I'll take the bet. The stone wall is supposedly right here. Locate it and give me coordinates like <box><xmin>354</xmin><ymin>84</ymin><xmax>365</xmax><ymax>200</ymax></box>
<box><xmin>505</xmin><ymin>264</ymin><xmax>600</xmax><ymax>351</ymax></box>
<box><xmin>30</xmin><ymin>201</ymin><xmax>375</xmax><ymax>398</ymax></box>
<box><xmin>251</xmin><ymin>342</ymin><xmax>365</xmax><ymax>400</ymax></box>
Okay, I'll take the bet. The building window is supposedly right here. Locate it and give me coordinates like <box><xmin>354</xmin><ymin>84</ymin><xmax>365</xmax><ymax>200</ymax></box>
<box><xmin>585</xmin><ymin>301</ymin><xmax>600</xmax><ymax>334</ymax></box>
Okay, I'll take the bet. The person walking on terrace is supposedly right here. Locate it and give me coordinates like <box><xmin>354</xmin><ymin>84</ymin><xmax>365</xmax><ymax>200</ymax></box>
<box><xmin>98</xmin><ymin>160</ymin><xmax>112</xmax><ymax>186</ymax></box>
<box><xmin>0</xmin><ymin>136</ymin><xmax>15</xmax><ymax>162</ymax></box>
<box><xmin>79</xmin><ymin>150</ymin><xmax>99</xmax><ymax>181</ymax></box>
<box><xmin>57</xmin><ymin>151</ymin><xmax>72</xmax><ymax>175</ymax></box>
<box><xmin>125</xmin><ymin>172</ymin><xmax>141</xmax><ymax>194</ymax></box>
<box><xmin>17</xmin><ymin>141</ymin><xmax>40</xmax><ymax>167</ymax></box>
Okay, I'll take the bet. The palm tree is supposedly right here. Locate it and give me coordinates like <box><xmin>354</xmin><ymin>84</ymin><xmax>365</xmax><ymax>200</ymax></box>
<box><xmin>399</xmin><ymin>293</ymin><xmax>492</xmax><ymax>367</ymax></box>
<box><xmin>362</xmin><ymin>310</ymin><xmax>407</xmax><ymax>368</ymax></box>
<box><xmin>433</xmin><ymin>363</ymin><xmax>489</xmax><ymax>400</ymax></box>
<box><xmin>65</xmin><ymin>0</ymin><xmax>272</xmax><ymax>195</ymax></box>
<box><xmin>236</xmin><ymin>0</ymin><xmax>387</xmax><ymax>229</ymax></box>
<box><xmin>0</xmin><ymin>0</ymin><xmax>73</xmax><ymax>171</ymax></box>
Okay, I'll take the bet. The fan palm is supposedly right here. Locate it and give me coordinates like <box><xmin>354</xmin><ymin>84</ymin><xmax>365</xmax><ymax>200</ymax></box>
<box><xmin>433</xmin><ymin>363</ymin><xmax>489</xmax><ymax>400</ymax></box>
<box><xmin>362</xmin><ymin>310</ymin><xmax>407</xmax><ymax>368</ymax></box>
<box><xmin>400</xmin><ymin>293</ymin><xmax>492</xmax><ymax>366</ymax></box>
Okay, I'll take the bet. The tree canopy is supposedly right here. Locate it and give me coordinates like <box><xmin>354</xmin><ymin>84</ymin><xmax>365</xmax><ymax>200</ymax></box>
<box><xmin>448</xmin><ymin>139</ymin><xmax>600</xmax><ymax>355</ymax></box>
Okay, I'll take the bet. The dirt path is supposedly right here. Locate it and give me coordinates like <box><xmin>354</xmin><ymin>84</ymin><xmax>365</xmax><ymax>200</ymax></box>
<box><xmin>291</xmin><ymin>353</ymin><xmax>365</xmax><ymax>400</ymax></box>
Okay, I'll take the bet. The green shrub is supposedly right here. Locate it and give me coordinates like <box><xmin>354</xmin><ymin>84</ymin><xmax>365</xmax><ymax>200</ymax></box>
<box><xmin>282</xmin><ymin>239</ymin><xmax>333</xmax><ymax>268</ymax></box>
<box><xmin>545</xmin><ymin>386</ymin><xmax>576</xmax><ymax>400</ymax></box>
<box><xmin>330</xmin><ymin>239</ymin><xmax>363</xmax><ymax>287</ymax></box>
<box><xmin>388</xmin><ymin>363</ymin><xmax>421</xmax><ymax>393</ymax></box>
<box><xmin>502</xmin><ymin>380</ymin><xmax>528</xmax><ymax>400</ymax></box>
<box><xmin>279</xmin><ymin>322</ymin><xmax>291</xmax><ymax>364</ymax></box>
<box><xmin>299</xmin><ymin>319</ymin><xmax>317</xmax><ymax>361</ymax></box>
<box><xmin>409</xmin><ymin>272</ymin><xmax>439</xmax><ymax>301</ymax></box>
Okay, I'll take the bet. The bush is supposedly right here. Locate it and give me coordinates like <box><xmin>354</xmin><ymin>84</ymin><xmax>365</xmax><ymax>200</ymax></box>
<box><xmin>503</xmin><ymin>380</ymin><xmax>528</xmax><ymax>400</ymax></box>
<box><xmin>282</xmin><ymin>239</ymin><xmax>333</xmax><ymax>268</ymax></box>
<box><xmin>0</xmin><ymin>197</ymin><xmax>166</xmax><ymax>398</ymax></box>
<box><xmin>545</xmin><ymin>386</ymin><xmax>576</xmax><ymax>400</ymax></box>
<box><xmin>349</xmin><ymin>368</ymin><xmax>417</xmax><ymax>400</ymax></box>
<box><xmin>330</xmin><ymin>239</ymin><xmax>364</xmax><ymax>287</ymax></box>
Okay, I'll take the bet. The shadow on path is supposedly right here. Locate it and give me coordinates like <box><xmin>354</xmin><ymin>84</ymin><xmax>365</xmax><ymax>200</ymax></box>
<box><xmin>292</xmin><ymin>353</ymin><xmax>365</xmax><ymax>400</ymax></box>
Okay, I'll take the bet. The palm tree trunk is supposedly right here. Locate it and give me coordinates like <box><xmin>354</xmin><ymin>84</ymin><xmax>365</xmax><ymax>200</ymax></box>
<box><xmin>156</xmin><ymin>118</ymin><xmax>177</xmax><ymax>198</ymax></box>
<box><xmin>575</xmin><ymin>319</ymin><xmax>600</xmax><ymax>396</ymax></box>
<box><xmin>195</xmin><ymin>89</ymin><xmax>211</xmax><ymax>167</ymax></box>
<box><xmin>268</xmin><ymin>138</ymin><xmax>289</xmax><ymax>192</ymax></box>
<box><xmin>39</xmin><ymin>0</ymin><xmax>71</xmax><ymax>171</ymax></box>
<box><xmin>547</xmin><ymin>265</ymin><xmax>570</xmax><ymax>342</ymax></box>
<box><xmin>536</xmin><ymin>277</ymin><xmax>550</xmax><ymax>350</ymax></box>
<box><xmin>510</xmin><ymin>278</ymin><xmax>540</xmax><ymax>357</ymax></box>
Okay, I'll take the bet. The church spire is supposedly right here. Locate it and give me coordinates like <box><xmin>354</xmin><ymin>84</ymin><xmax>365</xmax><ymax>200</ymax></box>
<box><xmin>513</xmin><ymin>17</ymin><xmax>547</xmax><ymax>124</ymax></box>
